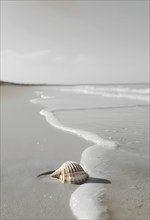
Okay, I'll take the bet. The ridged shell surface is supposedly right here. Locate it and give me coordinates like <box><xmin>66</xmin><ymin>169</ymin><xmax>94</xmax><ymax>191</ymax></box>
<box><xmin>50</xmin><ymin>161</ymin><xmax>88</xmax><ymax>184</ymax></box>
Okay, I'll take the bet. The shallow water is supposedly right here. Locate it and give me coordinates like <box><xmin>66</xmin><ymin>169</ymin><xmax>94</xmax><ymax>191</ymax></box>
<box><xmin>30</xmin><ymin>83</ymin><xmax>149</xmax><ymax>219</ymax></box>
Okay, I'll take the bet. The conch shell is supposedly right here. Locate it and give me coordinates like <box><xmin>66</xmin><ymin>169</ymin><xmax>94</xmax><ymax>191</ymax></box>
<box><xmin>50</xmin><ymin>161</ymin><xmax>88</xmax><ymax>184</ymax></box>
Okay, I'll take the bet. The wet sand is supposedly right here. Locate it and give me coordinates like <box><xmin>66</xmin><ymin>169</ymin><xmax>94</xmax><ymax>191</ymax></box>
<box><xmin>1</xmin><ymin>85</ymin><xmax>89</xmax><ymax>220</ymax></box>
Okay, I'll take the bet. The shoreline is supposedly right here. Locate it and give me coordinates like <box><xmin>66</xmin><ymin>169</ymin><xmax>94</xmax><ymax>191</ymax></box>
<box><xmin>54</xmin><ymin>103</ymin><xmax>149</xmax><ymax>220</ymax></box>
<box><xmin>1</xmin><ymin>85</ymin><xmax>149</xmax><ymax>220</ymax></box>
<box><xmin>39</xmin><ymin>109</ymin><xmax>118</xmax><ymax>219</ymax></box>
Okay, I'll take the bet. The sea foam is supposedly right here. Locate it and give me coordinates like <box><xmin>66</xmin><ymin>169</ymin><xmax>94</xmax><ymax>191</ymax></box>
<box><xmin>70</xmin><ymin>184</ymin><xmax>109</xmax><ymax>220</ymax></box>
<box><xmin>40</xmin><ymin>109</ymin><xmax>118</xmax><ymax>149</ymax></box>
<box><xmin>60</xmin><ymin>85</ymin><xmax>149</xmax><ymax>102</ymax></box>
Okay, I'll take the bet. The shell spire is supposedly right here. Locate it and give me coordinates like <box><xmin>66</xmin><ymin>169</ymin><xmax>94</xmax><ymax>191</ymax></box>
<box><xmin>50</xmin><ymin>169</ymin><xmax>61</xmax><ymax>178</ymax></box>
<box><xmin>50</xmin><ymin>161</ymin><xmax>88</xmax><ymax>184</ymax></box>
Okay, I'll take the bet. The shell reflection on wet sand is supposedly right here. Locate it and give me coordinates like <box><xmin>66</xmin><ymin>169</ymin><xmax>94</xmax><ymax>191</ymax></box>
<box><xmin>50</xmin><ymin>161</ymin><xmax>88</xmax><ymax>184</ymax></box>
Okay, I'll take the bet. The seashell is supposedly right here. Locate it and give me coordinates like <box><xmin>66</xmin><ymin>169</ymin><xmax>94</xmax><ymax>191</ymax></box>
<box><xmin>50</xmin><ymin>161</ymin><xmax>88</xmax><ymax>184</ymax></box>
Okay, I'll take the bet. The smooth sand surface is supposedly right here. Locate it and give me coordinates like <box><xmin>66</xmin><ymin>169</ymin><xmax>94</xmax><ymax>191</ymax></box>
<box><xmin>1</xmin><ymin>85</ymin><xmax>89</xmax><ymax>220</ymax></box>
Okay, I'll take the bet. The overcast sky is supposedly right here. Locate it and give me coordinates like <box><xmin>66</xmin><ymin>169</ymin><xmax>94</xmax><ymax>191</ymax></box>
<box><xmin>1</xmin><ymin>0</ymin><xmax>149</xmax><ymax>84</ymax></box>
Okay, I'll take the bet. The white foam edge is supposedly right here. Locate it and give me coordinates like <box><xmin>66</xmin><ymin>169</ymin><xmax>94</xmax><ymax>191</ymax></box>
<box><xmin>70</xmin><ymin>144</ymin><xmax>111</xmax><ymax>220</ymax></box>
<box><xmin>70</xmin><ymin>184</ymin><xmax>109</xmax><ymax>220</ymax></box>
<box><xmin>40</xmin><ymin>109</ymin><xmax>119</xmax><ymax>150</ymax></box>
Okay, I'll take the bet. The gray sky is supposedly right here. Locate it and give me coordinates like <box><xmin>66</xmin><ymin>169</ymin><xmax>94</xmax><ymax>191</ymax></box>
<box><xmin>1</xmin><ymin>0</ymin><xmax>149</xmax><ymax>84</ymax></box>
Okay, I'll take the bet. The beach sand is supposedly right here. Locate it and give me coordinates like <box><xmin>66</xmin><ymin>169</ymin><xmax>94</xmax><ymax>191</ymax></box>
<box><xmin>1</xmin><ymin>85</ymin><xmax>89</xmax><ymax>220</ymax></box>
<box><xmin>1</xmin><ymin>85</ymin><xmax>149</xmax><ymax>220</ymax></box>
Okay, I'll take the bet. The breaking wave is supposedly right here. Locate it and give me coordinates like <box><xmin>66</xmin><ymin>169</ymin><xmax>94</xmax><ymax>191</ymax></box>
<box><xmin>60</xmin><ymin>85</ymin><xmax>149</xmax><ymax>102</ymax></box>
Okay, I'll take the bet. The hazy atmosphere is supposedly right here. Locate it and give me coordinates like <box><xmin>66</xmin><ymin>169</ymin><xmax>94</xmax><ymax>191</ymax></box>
<box><xmin>1</xmin><ymin>0</ymin><xmax>149</xmax><ymax>84</ymax></box>
<box><xmin>1</xmin><ymin>1</ymin><xmax>149</xmax><ymax>220</ymax></box>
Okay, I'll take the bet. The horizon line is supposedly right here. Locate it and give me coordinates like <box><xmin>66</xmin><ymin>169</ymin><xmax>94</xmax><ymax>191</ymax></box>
<box><xmin>0</xmin><ymin>80</ymin><xmax>149</xmax><ymax>86</ymax></box>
